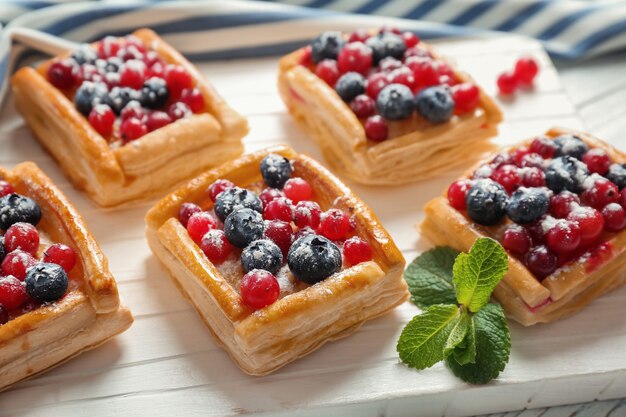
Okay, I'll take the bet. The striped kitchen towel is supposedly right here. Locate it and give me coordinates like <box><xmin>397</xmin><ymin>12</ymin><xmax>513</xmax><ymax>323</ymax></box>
<box><xmin>1</xmin><ymin>0</ymin><xmax>625</xmax><ymax>59</ymax></box>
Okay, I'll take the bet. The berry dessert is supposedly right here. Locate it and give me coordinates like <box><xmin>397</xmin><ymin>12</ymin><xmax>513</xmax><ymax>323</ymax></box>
<box><xmin>145</xmin><ymin>146</ymin><xmax>408</xmax><ymax>375</ymax></box>
<box><xmin>278</xmin><ymin>27</ymin><xmax>502</xmax><ymax>185</ymax></box>
<box><xmin>421</xmin><ymin>128</ymin><xmax>626</xmax><ymax>326</ymax></box>
<box><xmin>0</xmin><ymin>163</ymin><xmax>132</xmax><ymax>391</ymax></box>
<box><xmin>11</xmin><ymin>29</ymin><xmax>247</xmax><ymax>207</ymax></box>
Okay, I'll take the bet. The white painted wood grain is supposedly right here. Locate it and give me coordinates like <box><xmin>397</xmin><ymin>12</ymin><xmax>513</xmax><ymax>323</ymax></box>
<box><xmin>0</xmin><ymin>35</ymin><xmax>625</xmax><ymax>417</ymax></box>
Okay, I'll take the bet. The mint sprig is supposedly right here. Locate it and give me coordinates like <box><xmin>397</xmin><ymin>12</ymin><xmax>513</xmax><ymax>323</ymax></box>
<box><xmin>397</xmin><ymin>238</ymin><xmax>510</xmax><ymax>384</ymax></box>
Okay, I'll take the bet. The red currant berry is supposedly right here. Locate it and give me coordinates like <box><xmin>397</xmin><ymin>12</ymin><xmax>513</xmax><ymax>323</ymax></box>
<box><xmin>582</xmin><ymin>177</ymin><xmax>619</xmax><ymax>209</ymax></box>
<box><xmin>510</xmin><ymin>146</ymin><xmax>530</xmax><ymax>166</ymax></box>
<box><xmin>526</xmin><ymin>245</ymin><xmax>558</xmax><ymax>279</ymax></box>
<box><xmin>337</xmin><ymin>42</ymin><xmax>373</xmax><ymax>75</ymax></box>
<box><xmin>546</xmin><ymin>220</ymin><xmax>581</xmax><ymax>255</ymax></box>
<box><xmin>502</xmin><ymin>225</ymin><xmax>532</xmax><ymax>255</ymax></box>
<box><xmin>527</xmin><ymin>219</ymin><xmax>547</xmax><ymax>245</ymax></box>
<box><xmin>451</xmin><ymin>83</ymin><xmax>480</xmax><ymax>113</ymax></box>
<box><xmin>583</xmin><ymin>148</ymin><xmax>611</xmax><ymax>174</ymax></box>
<box><xmin>447</xmin><ymin>179</ymin><xmax>472</xmax><ymax>210</ymax></box>
<box><xmin>380</xmin><ymin>25</ymin><xmax>402</xmax><ymax>35</ymax></box>
<box><xmin>364</xmin><ymin>115</ymin><xmax>388</xmax><ymax>142</ymax></box>
<box><xmin>406</xmin><ymin>57</ymin><xmax>438</xmax><ymax>88</ymax></box>
<box><xmin>299</xmin><ymin>45</ymin><xmax>313</xmax><ymax>66</ymax></box>
<box><xmin>366</xmin><ymin>73</ymin><xmax>390</xmax><ymax>99</ymax></box>
<box><xmin>119</xmin><ymin>61</ymin><xmax>146</xmax><ymax>89</ymax></box>
<box><xmin>187</xmin><ymin>212</ymin><xmax>217</xmax><ymax>243</ymax></box>
<box><xmin>378</xmin><ymin>57</ymin><xmax>403</xmax><ymax>73</ymax></box>
<box><xmin>519</xmin><ymin>153</ymin><xmax>545</xmax><ymax>169</ymax></box>
<box><xmin>43</xmin><ymin>243</ymin><xmax>77</xmax><ymax>273</ymax></box>
<box><xmin>283</xmin><ymin>178</ymin><xmax>312</xmax><ymax>204</ymax></box>
<box><xmin>240</xmin><ymin>269</ymin><xmax>280</xmax><ymax>309</ymax></box>
<box><xmin>47</xmin><ymin>59</ymin><xmax>76</xmax><ymax>89</ymax></box>
<box><xmin>0</xmin><ymin>276</ymin><xmax>27</xmax><ymax>310</ymax></box>
<box><xmin>0</xmin><ymin>305</ymin><xmax>7</xmax><ymax>325</ymax></box>
<box><xmin>514</xmin><ymin>57</ymin><xmax>539</xmax><ymax>85</ymax></box>
<box><xmin>264</xmin><ymin>219</ymin><xmax>293</xmax><ymax>256</ymax></box>
<box><xmin>348</xmin><ymin>29</ymin><xmax>370</xmax><ymax>43</ymax></box>
<box><xmin>529</xmin><ymin>136</ymin><xmax>557</xmax><ymax>159</ymax></box>
<box><xmin>146</xmin><ymin>111</ymin><xmax>173</xmax><ymax>132</ymax></box>
<box><xmin>402</xmin><ymin>32</ymin><xmax>420</xmax><ymax>48</ymax></box>
<box><xmin>120</xmin><ymin>102</ymin><xmax>145</xmax><ymax>121</ymax></box>
<box><xmin>319</xmin><ymin>209</ymin><xmax>351</xmax><ymax>240</ymax></box>
<box><xmin>208</xmin><ymin>179</ymin><xmax>235</xmax><ymax>202</ymax></box>
<box><xmin>180</xmin><ymin>88</ymin><xmax>205</xmax><ymax>113</ymax></box>
<box><xmin>147</xmin><ymin>61</ymin><xmax>166</xmax><ymax>79</ymax></box>
<box><xmin>522</xmin><ymin>167</ymin><xmax>546</xmax><ymax>187</ymax></box>
<box><xmin>168</xmin><ymin>102</ymin><xmax>192</xmax><ymax>121</ymax></box>
<box><xmin>491</xmin><ymin>164</ymin><xmax>521</xmax><ymax>193</ymax></box>
<box><xmin>388</xmin><ymin>67</ymin><xmax>416</xmax><ymax>90</ymax></box>
<box><xmin>143</xmin><ymin>51</ymin><xmax>162</xmax><ymax>67</ymax></box>
<box><xmin>350</xmin><ymin>94</ymin><xmax>376</xmax><ymax>118</ymax></box>
<box><xmin>491</xmin><ymin>152</ymin><xmax>515</xmax><ymax>169</ymax></box>
<box><xmin>88</xmin><ymin>104</ymin><xmax>115</xmax><ymax>137</ymax></box>
<box><xmin>550</xmin><ymin>191</ymin><xmax>580</xmax><ymax>218</ymax></box>
<box><xmin>98</xmin><ymin>36</ymin><xmax>122</xmax><ymax>58</ymax></box>
<box><xmin>343</xmin><ymin>237</ymin><xmax>372</xmax><ymax>266</ymax></box>
<box><xmin>567</xmin><ymin>206</ymin><xmax>604</xmax><ymax>245</ymax></box>
<box><xmin>178</xmin><ymin>202</ymin><xmax>202</xmax><ymax>227</ymax></box>
<box><xmin>293</xmin><ymin>201</ymin><xmax>322</xmax><ymax>229</ymax></box>
<box><xmin>1</xmin><ymin>250</ymin><xmax>37</xmax><ymax>281</ymax></box>
<box><xmin>621</xmin><ymin>188</ymin><xmax>626</xmax><ymax>209</ymax></box>
<box><xmin>200</xmin><ymin>229</ymin><xmax>233</xmax><ymax>264</ymax></box>
<box><xmin>263</xmin><ymin>197</ymin><xmax>293</xmax><ymax>222</ymax></box>
<box><xmin>4</xmin><ymin>223</ymin><xmax>40</xmax><ymax>255</ymax></box>
<box><xmin>120</xmin><ymin>117</ymin><xmax>148</xmax><ymax>143</ymax></box>
<box><xmin>259</xmin><ymin>188</ymin><xmax>284</xmax><ymax>207</ymax></box>
<box><xmin>497</xmin><ymin>70</ymin><xmax>518</xmax><ymax>95</ymax></box>
<box><xmin>0</xmin><ymin>181</ymin><xmax>15</xmax><ymax>198</ymax></box>
<box><xmin>165</xmin><ymin>65</ymin><xmax>193</xmax><ymax>97</ymax></box>
<box><xmin>315</xmin><ymin>59</ymin><xmax>340</xmax><ymax>87</ymax></box>
<box><xmin>602</xmin><ymin>203</ymin><xmax>626</xmax><ymax>232</ymax></box>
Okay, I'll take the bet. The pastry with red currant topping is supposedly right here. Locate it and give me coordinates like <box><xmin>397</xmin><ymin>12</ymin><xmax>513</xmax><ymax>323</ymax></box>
<box><xmin>145</xmin><ymin>146</ymin><xmax>407</xmax><ymax>375</ymax></box>
<box><xmin>278</xmin><ymin>27</ymin><xmax>502</xmax><ymax>185</ymax></box>
<box><xmin>0</xmin><ymin>163</ymin><xmax>132</xmax><ymax>391</ymax></box>
<box><xmin>11</xmin><ymin>29</ymin><xmax>247</xmax><ymax>207</ymax></box>
<box><xmin>421</xmin><ymin>127</ymin><xmax>626</xmax><ymax>326</ymax></box>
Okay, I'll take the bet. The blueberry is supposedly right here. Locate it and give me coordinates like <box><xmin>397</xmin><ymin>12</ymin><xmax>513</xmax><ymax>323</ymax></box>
<box><xmin>0</xmin><ymin>236</ymin><xmax>5</xmax><ymax>264</ymax></box>
<box><xmin>545</xmin><ymin>156</ymin><xmax>589</xmax><ymax>193</ymax></box>
<box><xmin>376</xmin><ymin>84</ymin><xmax>414</xmax><ymax>120</ymax></box>
<box><xmin>75</xmin><ymin>81</ymin><xmax>109</xmax><ymax>115</ymax></box>
<box><xmin>415</xmin><ymin>86</ymin><xmax>455</xmax><ymax>124</ymax></box>
<box><xmin>224</xmin><ymin>208</ymin><xmax>265</xmax><ymax>248</ymax></box>
<box><xmin>287</xmin><ymin>234</ymin><xmax>341</xmax><ymax>284</ymax></box>
<box><xmin>0</xmin><ymin>193</ymin><xmax>42</xmax><ymax>230</ymax></box>
<box><xmin>241</xmin><ymin>239</ymin><xmax>283</xmax><ymax>274</ymax></box>
<box><xmin>506</xmin><ymin>187</ymin><xmax>550</xmax><ymax>224</ymax></box>
<box><xmin>70</xmin><ymin>44</ymin><xmax>98</xmax><ymax>65</ymax></box>
<box><xmin>260</xmin><ymin>154</ymin><xmax>292</xmax><ymax>189</ymax></box>
<box><xmin>214</xmin><ymin>187</ymin><xmax>263</xmax><ymax>222</ymax></box>
<box><xmin>606</xmin><ymin>163</ymin><xmax>626</xmax><ymax>189</ymax></box>
<box><xmin>25</xmin><ymin>263</ymin><xmax>68</xmax><ymax>303</ymax></box>
<box><xmin>335</xmin><ymin>72</ymin><xmax>366</xmax><ymax>102</ymax></box>
<box><xmin>140</xmin><ymin>77</ymin><xmax>169</xmax><ymax>109</ymax></box>
<box><xmin>365</xmin><ymin>33</ymin><xmax>406</xmax><ymax>64</ymax></box>
<box><xmin>554</xmin><ymin>135</ymin><xmax>588</xmax><ymax>160</ymax></box>
<box><xmin>465</xmin><ymin>179</ymin><xmax>508</xmax><ymax>226</ymax></box>
<box><xmin>106</xmin><ymin>86</ymin><xmax>140</xmax><ymax>115</ymax></box>
<box><xmin>311</xmin><ymin>31</ymin><xmax>345</xmax><ymax>64</ymax></box>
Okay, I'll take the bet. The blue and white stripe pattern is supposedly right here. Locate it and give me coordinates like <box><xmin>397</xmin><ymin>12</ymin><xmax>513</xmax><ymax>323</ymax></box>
<box><xmin>1</xmin><ymin>0</ymin><xmax>625</xmax><ymax>59</ymax></box>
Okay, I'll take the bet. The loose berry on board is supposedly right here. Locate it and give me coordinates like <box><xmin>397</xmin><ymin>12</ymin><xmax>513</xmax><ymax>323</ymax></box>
<box><xmin>514</xmin><ymin>57</ymin><xmax>539</xmax><ymax>85</ymax></box>
<box><xmin>497</xmin><ymin>70</ymin><xmax>518</xmax><ymax>95</ymax></box>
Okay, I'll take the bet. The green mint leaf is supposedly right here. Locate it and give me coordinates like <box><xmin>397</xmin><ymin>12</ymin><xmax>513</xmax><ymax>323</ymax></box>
<box><xmin>452</xmin><ymin>238</ymin><xmax>508</xmax><ymax>313</ymax></box>
<box><xmin>446</xmin><ymin>303</ymin><xmax>511</xmax><ymax>384</ymax></box>
<box><xmin>404</xmin><ymin>247</ymin><xmax>460</xmax><ymax>309</ymax></box>
<box><xmin>397</xmin><ymin>304</ymin><xmax>460</xmax><ymax>370</ymax></box>
<box><xmin>443</xmin><ymin>309</ymin><xmax>470</xmax><ymax>358</ymax></box>
<box><xmin>452</xmin><ymin>317</ymin><xmax>476</xmax><ymax>365</ymax></box>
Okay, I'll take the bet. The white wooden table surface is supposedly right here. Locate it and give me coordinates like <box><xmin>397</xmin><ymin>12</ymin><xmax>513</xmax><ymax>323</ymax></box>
<box><xmin>0</xmin><ymin>35</ymin><xmax>625</xmax><ymax>417</ymax></box>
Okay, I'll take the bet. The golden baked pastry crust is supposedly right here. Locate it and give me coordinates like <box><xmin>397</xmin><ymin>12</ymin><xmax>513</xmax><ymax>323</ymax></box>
<box><xmin>11</xmin><ymin>29</ymin><xmax>247</xmax><ymax>207</ymax></box>
<box><xmin>277</xmin><ymin>38</ymin><xmax>503</xmax><ymax>185</ymax></box>
<box><xmin>146</xmin><ymin>146</ymin><xmax>409</xmax><ymax>375</ymax></box>
<box><xmin>420</xmin><ymin>127</ymin><xmax>626</xmax><ymax>326</ymax></box>
<box><xmin>0</xmin><ymin>163</ymin><xmax>133</xmax><ymax>391</ymax></box>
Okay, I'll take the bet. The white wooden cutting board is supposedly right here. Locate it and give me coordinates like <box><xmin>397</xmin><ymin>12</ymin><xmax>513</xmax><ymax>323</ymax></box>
<box><xmin>0</xmin><ymin>35</ymin><xmax>624</xmax><ymax>417</ymax></box>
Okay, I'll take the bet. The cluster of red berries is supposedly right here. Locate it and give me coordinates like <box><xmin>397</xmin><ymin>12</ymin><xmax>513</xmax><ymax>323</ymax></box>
<box><xmin>497</xmin><ymin>57</ymin><xmax>540</xmax><ymax>95</ymax></box>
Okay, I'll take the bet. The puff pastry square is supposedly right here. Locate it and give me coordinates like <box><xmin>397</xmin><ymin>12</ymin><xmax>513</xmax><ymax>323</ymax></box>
<box><xmin>145</xmin><ymin>146</ymin><xmax>408</xmax><ymax>375</ymax></box>
<box><xmin>278</xmin><ymin>30</ymin><xmax>502</xmax><ymax>186</ymax></box>
<box><xmin>0</xmin><ymin>163</ymin><xmax>133</xmax><ymax>391</ymax></box>
<box><xmin>421</xmin><ymin>128</ymin><xmax>626</xmax><ymax>326</ymax></box>
<box><xmin>11</xmin><ymin>29</ymin><xmax>248</xmax><ymax>207</ymax></box>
